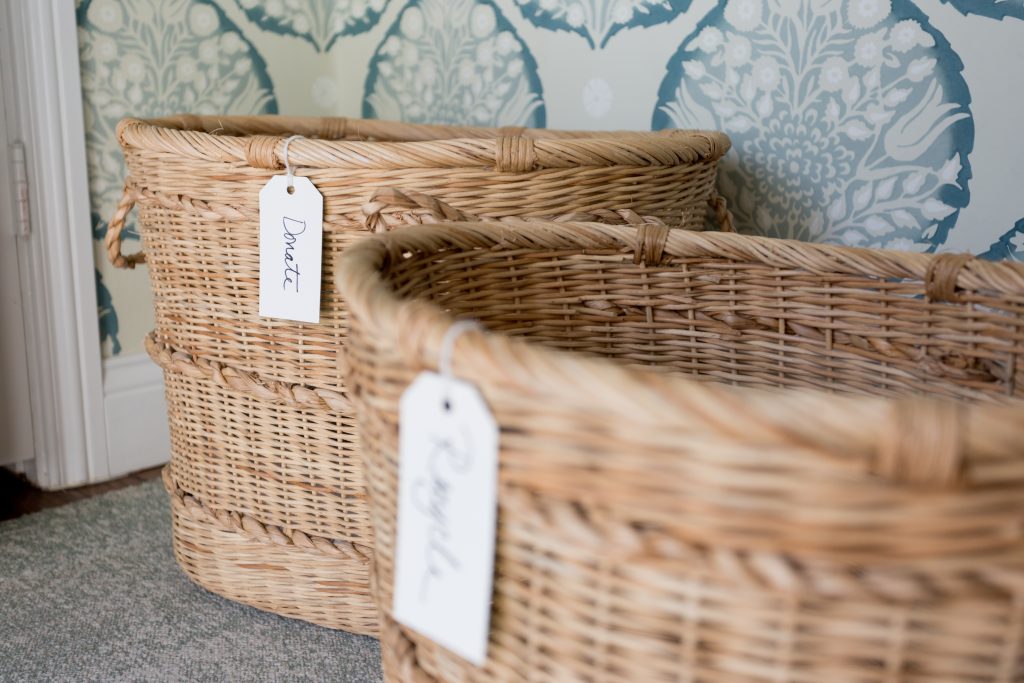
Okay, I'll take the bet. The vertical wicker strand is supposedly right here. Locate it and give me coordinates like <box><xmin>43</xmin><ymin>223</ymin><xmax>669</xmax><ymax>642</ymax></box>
<box><xmin>728</xmin><ymin>266</ymin><xmax>740</xmax><ymax>386</ymax></box>
<box><xmin>684</xmin><ymin>260</ymin><xmax>699</xmax><ymax>377</ymax></box>
<box><xmin>825</xmin><ymin>280</ymin><xmax>835</xmax><ymax>391</ymax></box>
<box><xmin>883</xmin><ymin>607</ymin><xmax>910</xmax><ymax>683</ymax></box>
<box><xmin>678</xmin><ymin>574</ymin><xmax>702</xmax><ymax>683</ymax></box>
<box><xmin>996</xmin><ymin>592</ymin><xmax>1024</xmax><ymax>683</ymax></box>
<box><xmin>642</xmin><ymin>262</ymin><xmax>655</xmax><ymax>368</ymax></box>
<box><xmin>776</xmin><ymin>273</ymin><xmax>786</xmax><ymax>386</ymax></box>
<box><xmin>524</xmin><ymin>551</ymin><xmax>543</xmax><ymax>683</ymax></box>
<box><xmin>1007</xmin><ymin>319</ymin><xmax>1018</xmax><ymax>397</ymax></box>
<box><xmin>595</xmin><ymin>556</ymin><xmax>614</xmax><ymax>683</ymax></box>
<box><xmin>772</xmin><ymin>593</ymin><xmax>797</xmax><ymax>683</ymax></box>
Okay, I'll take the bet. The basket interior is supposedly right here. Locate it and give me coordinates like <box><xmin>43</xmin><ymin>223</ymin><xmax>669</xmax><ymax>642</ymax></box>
<box><xmin>383</xmin><ymin>240</ymin><xmax>1024</xmax><ymax>404</ymax></box>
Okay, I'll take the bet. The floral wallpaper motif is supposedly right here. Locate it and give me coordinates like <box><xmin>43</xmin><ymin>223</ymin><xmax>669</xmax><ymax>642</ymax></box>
<box><xmin>234</xmin><ymin>0</ymin><xmax>387</xmax><ymax>52</ymax></box>
<box><xmin>514</xmin><ymin>0</ymin><xmax>691</xmax><ymax>48</ymax></box>
<box><xmin>96</xmin><ymin>270</ymin><xmax>121</xmax><ymax>355</ymax></box>
<box><xmin>938</xmin><ymin>0</ymin><xmax>1024</xmax><ymax>19</ymax></box>
<box><xmin>78</xmin><ymin>0</ymin><xmax>277</xmax><ymax>243</ymax></box>
<box><xmin>982</xmin><ymin>219</ymin><xmax>1024</xmax><ymax>260</ymax></box>
<box><xmin>76</xmin><ymin>0</ymin><xmax>1024</xmax><ymax>355</ymax></box>
<box><xmin>363</xmin><ymin>0</ymin><xmax>545</xmax><ymax>126</ymax></box>
<box><xmin>654</xmin><ymin>0</ymin><xmax>973</xmax><ymax>251</ymax></box>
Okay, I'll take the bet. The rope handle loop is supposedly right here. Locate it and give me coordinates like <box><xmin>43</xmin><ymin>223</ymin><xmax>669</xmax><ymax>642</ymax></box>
<box><xmin>104</xmin><ymin>183</ymin><xmax>146</xmax><ymax>269</ymax></box>
<box><xmin>362</xmin><ymin>188</ymin><xmax>704</xmax><ymax>233</ymax></box>
<box><xmin>709</xmin><ymin>193</ymin><xmax>736</xmax><ymax>233</ymax></box>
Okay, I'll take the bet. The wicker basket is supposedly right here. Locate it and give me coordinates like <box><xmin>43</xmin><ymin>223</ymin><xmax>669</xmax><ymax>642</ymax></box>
<box><xmin>339</xmin><ymin>220</ymin><xmax>1024</xmax><ymax>682</ymax></box>
<box><xmin>105</xmin><ymin>115</ymin><xmax>732</xmax><ymax>634</ymax></box>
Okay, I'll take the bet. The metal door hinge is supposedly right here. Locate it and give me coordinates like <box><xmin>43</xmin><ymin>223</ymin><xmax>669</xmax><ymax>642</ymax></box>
<box><xmin>10</xmin><ymin>141</ymin><xmax>30</xmax><ymax>238</ymax></box>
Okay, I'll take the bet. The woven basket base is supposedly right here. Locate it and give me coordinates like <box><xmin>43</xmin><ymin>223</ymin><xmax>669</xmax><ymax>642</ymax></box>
<box><xmin>381</xmin><ymin>615</ymin><xmax>433</xmax><ymax>683</ymax></box>
<box><xmin>163</xmin><ymin>467</ymin><xmax>379</xmax><ymax>636</ymax></box>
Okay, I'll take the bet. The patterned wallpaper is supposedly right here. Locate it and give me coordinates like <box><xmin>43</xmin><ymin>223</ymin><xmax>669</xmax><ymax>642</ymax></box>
<box><xmin>77</xmin><ymin>0</ymin><xmax>1024</xmax><ymax>357</ymax></box>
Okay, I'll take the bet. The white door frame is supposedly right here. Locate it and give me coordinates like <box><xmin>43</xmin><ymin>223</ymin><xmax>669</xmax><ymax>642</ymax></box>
<box><xmin>1</xmin><ymin>0</ymin><xmax>110</xmax><ymax>488</ymax></box>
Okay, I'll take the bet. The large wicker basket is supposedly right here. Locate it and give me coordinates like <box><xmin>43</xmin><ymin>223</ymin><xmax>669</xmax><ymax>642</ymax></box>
<box><xmin>340</xmin><ymin>220</ymin><xmax>1024</xmax><ymax>682</ymax></box>
<box><xmin>105</xmin><ymin>115</ymin><xmax>731</xmax><ymax>634</ymax></box>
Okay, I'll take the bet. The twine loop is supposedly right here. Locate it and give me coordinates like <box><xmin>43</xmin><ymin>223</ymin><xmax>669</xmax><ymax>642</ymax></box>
<box><xmin>282</xmin><ymin>134</ymin><xmax>305</xmax><ymax>189</ymax></box>
<box><xmin>439</xmin><ymin>319</ymin><xmax>482</xmax><ymax>381</ymax></box>
<box><xmin>438</xmin><ymin>319</ymin><xmax>483</xmax><ymax>412</ymax></box>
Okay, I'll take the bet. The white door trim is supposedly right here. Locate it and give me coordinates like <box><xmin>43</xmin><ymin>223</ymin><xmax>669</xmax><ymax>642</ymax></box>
<box><xmin>102</xmin><ymin>353</ymin><xmax>170</xmax><ymax>480</ymax></box>
<box><xmin>1</xmin><ymin>0</ymin><xmax>110</xmax><ymax>488</ymax></box>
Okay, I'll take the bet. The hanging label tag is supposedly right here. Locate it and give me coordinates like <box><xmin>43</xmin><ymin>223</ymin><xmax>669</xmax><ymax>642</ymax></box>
<box><xmin>393</xmin><ymin>371</ymin><xmax>499</xmax><ymax>667</ymax></box>
<box><xmin>258</xmin><ymin>175</ymin><xmax>323</xmax><ymax>323</ymax></box>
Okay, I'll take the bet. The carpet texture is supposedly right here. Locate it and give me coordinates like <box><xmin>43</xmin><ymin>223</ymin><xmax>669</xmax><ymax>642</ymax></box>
<box><xmin>0</xmin><ymin>478</ymin><xmax>382</xmax><ymax>682</ymax></box>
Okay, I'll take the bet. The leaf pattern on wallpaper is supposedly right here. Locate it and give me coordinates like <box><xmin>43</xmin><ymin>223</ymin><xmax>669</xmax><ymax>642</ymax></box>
<box><xmin>938</xmin><ymin>0</ymin><xmax>1024</xmax><ymax>19</ymax></box>
<box><xmin>96</xmin><ymin>269</ymin><xmax>122</xmax><ymax>355</ymax></box>
<box><xmin>654</xmin><ymin>0</ymin><xmax>974</xmax><ymax>251</ymax></box>
<box><xmin>234</xmin><ymin>0</ymin><xmax>388</xmax><ymax>52</ymax></box>
<box><xmin>514</xmin><ymin>0</ymin><xmax>691</xmax><ymax>48</ymax></box>
<box><xmin>364</xmin><ymin>0</ymin><xmax>545</xmax><ymax>126</ymax></box>
<box><xmin>77</xmin><ymin>0</ymin><xmax>277</xmax><ymax>243</ymax></box>
<box><xmin>981</xmin><ymin>219</ymin><xmax>1024</xmax><ymax>260</ymax></box>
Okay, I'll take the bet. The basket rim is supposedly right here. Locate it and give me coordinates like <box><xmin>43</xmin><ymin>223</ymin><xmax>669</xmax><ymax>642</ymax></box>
<box><xmin>336</xmin><ymin>220</ymin><xmax>1024</xmax><ymax>492</ymax></box>
<box><xmin>116</xmin><ymin>115</ymin><xmax>732</xmax><ymax>172</ymax></box>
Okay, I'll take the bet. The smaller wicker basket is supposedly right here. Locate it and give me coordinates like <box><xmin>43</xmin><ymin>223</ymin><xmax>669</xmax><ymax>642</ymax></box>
<box><xmin>340</xmin><ymin>220</ymin><xmax>1024</xmax><ymax>683</ymax></box>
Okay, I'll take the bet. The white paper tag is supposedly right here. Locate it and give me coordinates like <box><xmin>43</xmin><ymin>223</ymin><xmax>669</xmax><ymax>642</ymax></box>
<box><xmin>258</xmin><ymin>175</ymin><xmax>323</xmax><ymax>323</ymax></box>
<box><xmin>394</xmin><ymin>371</ymin><xmax>499</xmax><ymax>667</ymax></box>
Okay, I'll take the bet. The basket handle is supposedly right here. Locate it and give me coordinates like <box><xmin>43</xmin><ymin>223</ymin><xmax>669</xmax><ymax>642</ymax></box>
<box><xmin>363</xmin><ymin>188</ymin><xmax>688</xmax><ymax>233</ymax></box>
<box><xmin>362</xmin><ymin>188</ymin><xmax>479</xmax><ymax>233</ymax></box>
<box><xmin>104</xmin><ymin>183</ymin><xmax>146</xmax><ymax>269</ymax></box>
<box><xmin>709</xmin><ymin>193</ymin><xmax>736</xmax><ymax>233</ymax></box>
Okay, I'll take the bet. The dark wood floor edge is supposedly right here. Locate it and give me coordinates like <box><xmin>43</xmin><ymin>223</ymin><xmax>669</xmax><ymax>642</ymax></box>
<box><xmin>0</xmin><ymin>465</ymin><xmax>165</xmax><ymax>522</ymax></box>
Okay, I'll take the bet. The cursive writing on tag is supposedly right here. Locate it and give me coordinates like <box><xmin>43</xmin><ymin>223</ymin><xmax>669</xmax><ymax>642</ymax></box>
<box><xmin>413</xmin><ymin>433</ymin><xmax>473</xmax><ymax>601</ymax></box>
<box><xmin>282</xmin><ymin>216</ymin><xmax>306</xmax><ymax>293</ymax></box>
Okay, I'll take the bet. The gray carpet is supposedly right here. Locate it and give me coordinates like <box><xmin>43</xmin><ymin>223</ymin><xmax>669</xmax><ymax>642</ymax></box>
<box><xmin>0</xmin><ymin>478</ymin><xmax>382</xmax><ymax>683</ymax></box>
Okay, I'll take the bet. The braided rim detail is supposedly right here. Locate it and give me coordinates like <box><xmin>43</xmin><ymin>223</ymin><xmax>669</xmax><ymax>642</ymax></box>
<box><xmin>163</xmin><ymin>467</ymin><xmax>371</xmax><ymax>564</ymax></box>
<box><xmin>145</xmin><ymin>333</ymin><xmax>350</xmax><ymax>412</ymax></box>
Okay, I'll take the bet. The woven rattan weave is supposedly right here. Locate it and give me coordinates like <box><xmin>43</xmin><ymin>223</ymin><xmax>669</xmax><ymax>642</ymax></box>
<box><xmin>340</xmin><ymin>220</ymin><xmax>1024</xmax><ymax>682</ymax></box>
<box><xmin>106</xmin><ymin>115</ymin><xmax>730</xmax><ymax>633</ymax></box>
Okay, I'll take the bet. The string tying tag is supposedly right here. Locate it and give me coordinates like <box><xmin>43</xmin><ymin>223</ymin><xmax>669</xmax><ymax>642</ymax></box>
<box><xmin>439</xmin><ymin>320</ymin><xmax>483</xmax><ymax>408</ymax></box>
<box><xmin>282</xmin><ymin>134</ymin><xmax>304</xmax><ymax>191</ymax></box>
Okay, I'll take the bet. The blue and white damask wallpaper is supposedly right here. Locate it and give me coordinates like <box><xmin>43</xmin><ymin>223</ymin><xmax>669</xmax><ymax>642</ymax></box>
<box><xmin>77</xmin><ymin>0</ymin><xmax>1024</xmax><ymax>356</ymax></box>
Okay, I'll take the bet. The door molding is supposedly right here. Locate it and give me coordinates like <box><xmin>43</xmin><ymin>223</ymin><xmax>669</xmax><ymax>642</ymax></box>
<box><xmin>102</xmin><ymin>352</ymin><xmax>170</xmax><ymax>479</ymax></box>
<box><xmin>1</xmin><ymin>1</ymin><xmax>109</xmax><ymax>488</ymax></box>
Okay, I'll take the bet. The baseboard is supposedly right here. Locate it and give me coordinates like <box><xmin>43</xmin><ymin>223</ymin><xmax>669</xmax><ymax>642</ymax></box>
<box><xmin>103</xmin><ymin>353</ymin><xmax>170</xmax><ymax>479</ymax></box>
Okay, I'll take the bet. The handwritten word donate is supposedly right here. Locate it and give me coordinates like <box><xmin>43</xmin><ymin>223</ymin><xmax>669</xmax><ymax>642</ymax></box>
<box><xmin>282</xmin><ymin>216</ymin><xmax>306</xmax><ymax>293</ymax></box>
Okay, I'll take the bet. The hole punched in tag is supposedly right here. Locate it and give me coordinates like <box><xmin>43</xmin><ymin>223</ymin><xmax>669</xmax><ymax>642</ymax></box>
<box><xmin>438</xmin><ymin>319</ymin><xmax>484</xmax><ymax>414</ymax></box>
